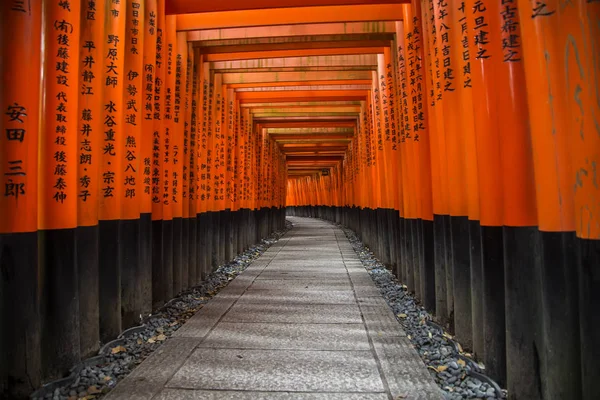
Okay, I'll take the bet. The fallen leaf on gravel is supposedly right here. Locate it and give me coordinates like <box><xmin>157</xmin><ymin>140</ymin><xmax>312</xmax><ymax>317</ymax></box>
<box><xmin>436</xmin><ymin>365</ymin><xmax>448</xmax><ymax>372</ymax></box>
<box><xmin>156</xmin><ymin>334</ymin><xmax>167</xmax><ymax>341</ymax></box>
<box><xmin>147</xmin><ymin>337</ymin><xmax>156</xmax><ymax>344</ymax></box>
<box><xmin>137</xmin><ymin>338</ymin><xmax>143</xmax><ymax>345</ymax></box>
<box><xmin>428</xmin><ymin>332</ymin><xmax>433</xmax><ymax>339</ymax></box>
<box><xmin>457</xmin><ymin>342</ymin><xmax>464</xmax><ymax>353</ymax></box>
<box><xmin>103</xmin><ymin>376</ymin><xmax>112</xmax><ymax>381</ymax></box>
<box><xmin>397</xmin><ymin>313</ymin><xmax>407</xmax><ymax>318</ymax></box>
<box><xmin>111</xmin><ymin>346</ymin><xmax>126</xmax><ymax>354</ymax></box>
<box><xmin>87</xmin><ymin>385</ymin><xmax>101</xmax><ymax>394</ymax></box>
<box><xmin>457</xmin><ymin>359</ymin><xmax>466</xmax><ymax>367</ymax></box>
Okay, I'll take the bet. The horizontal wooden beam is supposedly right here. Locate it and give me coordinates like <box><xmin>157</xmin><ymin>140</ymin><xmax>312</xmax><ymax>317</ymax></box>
<box><xmin>176</xmin><ymin>5</ymin><xmax>405</xmax><ymax>31</ymax></box>
<box><xmin>198</xmin><ymin>39</ymin><xmax>391</xmax><ymax>53</ymax></box>
<box><xmin>205</xmin><ymin>47</ymin><xmax>385</xmax><ymax>62</ymax></box>
<box><xmin>210</xmin><ymin>54</ymin><xmax>377</xmax><ymax>70</ymax></box>
<box><xmin>169</xmin><ymin>1</ymin><xmax>406</xmax><ymax>15</ymax></box>
<box><xmin>222</xmin><ymin>71</ymin><xmax>372</xmax><ymax>84</ymax></box>
<box><xmin>235</xmin><ymin>85</ymin><xmax>372</xmax><ymax>91</ymax></box>
<box><xmin>267</xmin><ymin>127</ymin><xmax>354</xmax><ymax>133</ymax></box>
<box><xmin>242</xmin><ymin>101</ymin><xmax>362</xmax><ymax>108</ymax></box>
<box><xmin>238</xmin><ymin>90</ymin><xmax>369</xmax><ymax>103</ymax></box>
<box><xmin>186</xmin><ymin>22</ymin><xmax>397</xmax><ymax>41</ymax></box>
<box><xmin>250</xmin><ymin>107</ymin><xmax>361</xmax><ymax>114</ymax></box>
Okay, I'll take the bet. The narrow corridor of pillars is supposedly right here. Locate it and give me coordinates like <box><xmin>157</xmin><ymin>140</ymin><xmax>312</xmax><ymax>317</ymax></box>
<box><xmin>103</xmin><ymin>217</ymin><xmax>443</xmax><ymax>400</ymax></box>
<box><xmin>0</xmin><ymin>0</ymin><xmax>598</xmax><ymax>399</ymax></box>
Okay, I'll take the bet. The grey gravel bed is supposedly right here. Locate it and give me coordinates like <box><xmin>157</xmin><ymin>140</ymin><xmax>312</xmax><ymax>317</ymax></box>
<box><xmin>339</xmin><ymin>225</ymin><xmax>507</xmax><ymax>400</ymax></box>
<box><xmin>31</xmin><ymin>221</ymin><xmax>293</xmax><ymax>400</ymax></box>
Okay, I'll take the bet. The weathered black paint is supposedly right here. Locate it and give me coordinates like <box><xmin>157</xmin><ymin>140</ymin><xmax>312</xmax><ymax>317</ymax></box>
<box><xmin>187</xmin><ymin>217</ymin><xmax>196</xmax><ymax>289</ymax></box>
<box><xmin>98</xmin><ymin>220</ymin><xmax>121</xmax><ymax>342</ymax></box>
<box><xmin>211</xmin><ymin>212</ymin><xmax>220</xmax><ymax>269</ymax></box>
<box><xmin>577</xmin><ymin>236</ymin><xmax>600</xmax><ymax>400</ymax></box>
<box><xmin>151</xmin><ymin>219</ymin><xmax>164</xmax><ymax>310</ymax></box>
<box><xmin>450</xmin><ymin>216</ymin><xmax>472</xmax><ymax>349</ymax></box>
<box><xmin>480</xmin><ymin>225</ymin><xmax>505</xmax><ymax>386</ymax></box>
<box><xmin>396</xmin><ymin>215</ymin><xmax>404</xmax><ymax>282</ymax></box>
<box><xmin>172</xmin><ymin>217</ymin><xmax>183</xmax><ymax>296</ymax></box>
<box><xmin>433</xmin><ymin>214</ymin><xmax>448</xmax><ymax>322</ymax></box>
<box><xmin>163</xmin><ymin>219</ymin><xmax>174</xmax><ymax>302</ymax></box>
<box><xmin>412</xmin><ymin>219</ymin><xmax>422</xmax><ymax>300</ymax></box>
<box><xmin>76</xmin><ymin>225</ymin><xmax>99</xmax><ymax>358</ymax></box>
<box><xmin>181</xmin><ymin>218</ymin><xmax>189</xmax><ymax>291</ymax></box>
<box><xmin>40</xmin><ymin>228</ymin><xmax>80</xmax><ymax>380</ymax></box>
<box><xmin>223</xmin><ymin>210</ymin><xmax>233</xmax><ymax>262</ymax></box>
<box><xmin>0</xmin><ymin>231</ymin><xmax>41</xmax><ymax>398</ymax></box>
<box><xmin>421</xmin><ymin>219</ymin><xmax>436</xmax><ymax>313</ymax></box>
<box><xmin>139</xmin><ymin>213</ymin><xmax>152</xmax><ymax>316</ymax></box>
<box><xmin>404</xmin><ymin>218</ymin><xmax>415</xmax><ymax>292</ymax></box>
<box><xmin>468</xmin><ymin>220</ymin><xmax>484</xmax><ymax>360</ymax></box>
<box><xmin>504</xmin><ymin>226</ymin><xmax>541</xmax><ymax>399</ymax></box>
<box><xmin>205</xmin><ymin>212</ymin><xmax>215</xmax><ymax>274</ymax></box>
<box><xmin>120</xmin><ymin>218</ymin><xmax>140</xmax><ymax>329</ymax></box>
<box><xmin>442</xmin><ymin>215</ymin><xmax>454</xmax><ymax>327</ymax></box>
<box><xmin>538</xmin><ymin>231</ymin><xmax>581</xmax><ymax>400</ymax></box>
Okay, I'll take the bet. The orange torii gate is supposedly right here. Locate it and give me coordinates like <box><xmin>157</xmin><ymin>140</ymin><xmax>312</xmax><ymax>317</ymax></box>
<box><xmin>0</xmin><ymin>0</ymin><xmax>598</xmax><ymax>399</ymax></box>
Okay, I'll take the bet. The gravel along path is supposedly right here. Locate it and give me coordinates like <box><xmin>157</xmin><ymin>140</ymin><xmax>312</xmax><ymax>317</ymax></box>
<box><xmin>31</xmin><ymin>221</ymin><xmax>292</xmax><ymax>400</ymax></box>
<box><xmin>340</xmin><ymin>225</ymin><xmax>507</xmax><ymax>400</ymax></box>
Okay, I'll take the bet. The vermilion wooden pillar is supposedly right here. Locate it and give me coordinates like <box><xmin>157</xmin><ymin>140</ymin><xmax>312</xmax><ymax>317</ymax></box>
<box><xmin>0</xmin><ymin>0</ymin><xmax>43</xmax><ymax>396</ymax></box>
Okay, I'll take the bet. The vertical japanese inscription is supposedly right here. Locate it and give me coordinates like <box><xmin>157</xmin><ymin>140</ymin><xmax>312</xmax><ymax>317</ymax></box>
<box><xmin>100</xmin><ymin>0</ymin><xmax>125</xmax><ymax>219</ymax></box>
<box><xmin>41</xmin><ymin>0</ymin><xmax>80</xmax><ymax>230</ymax></box>
<box><xmin>77</xmin><ymin>0</ymin><xmax>105</xmax><ymax>225</ymax></box>
<box><xmin>141</xmin><ymin>0</ymin><xmax>157</xmax><ymax>215</ymax></box>
<box><xmin>122</xmin><ymin>0</ymin><xmax>143</xmax><ymax>218</ymax></box>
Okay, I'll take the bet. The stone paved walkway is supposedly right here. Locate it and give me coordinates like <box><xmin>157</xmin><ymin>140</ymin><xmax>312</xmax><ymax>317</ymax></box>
<box><xmin>105</xmin><ymin>217</ymin><xmax>443</xmax><ymax>400</ymax></box>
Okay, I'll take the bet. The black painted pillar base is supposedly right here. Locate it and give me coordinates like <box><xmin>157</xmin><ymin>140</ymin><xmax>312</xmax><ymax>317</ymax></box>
<box><xmin>181</xmin><ymin>217</ymin><xmax>190</xmax><ymax>292</ymax></box>
<box><xmin>187</xmin><ymin>217</ymin><xmax>196</xmax><ymax>290</ymax></box>
<box><xmin>504</xmin><ymin>226</ymin><xmax>541</xmax><ymax>398</ymax></box>
<box><xmin>231</xmin><ymin>210</ymin><xmax>239</xmax><ymax>259</ymax></box>
<box><xmin>77</xmin><ymin>225</ymin><xmax>99</xmax><ymax>358</ymax></box>
<box><xmin>0</xmin><ymin>232</ymin><xmax>41</xmax><ymax>398</ymax></box>
<box><xmin>120</xmin><ymin>218</ymin><xmax>141</xmax><ymax>330</ymax></box>
<box><xmin>539</xmin><ymin>231</ymin><xmax>581</xmax><ymax>400</ymax></box>
<box><xmin>422</xmin><ymin>219</ymin><xmax>436</xmax><ymax>313</ymax></box>
<box><xmin>578</xmin><ymin>236</ymin><xmax>600</xmax><ymax>400</ymax></box>
<box><xmin>40</xmin><ymin>228</ymin><xmax>80</xmax><ymax>381</ymax></box>
<box><xmin>151</xmin><ymin>219</ymin><xmax>164</xmax><ymax>310</ymax></box>
<box><xmin>219</xmin><ymin>210</ymin><xmax>227</xmax><ymax>265</ymax></box>
<box><xmin>413</xmin><ymin>219</ymin><xmax>422</xmax><ymax>300</ymax></box>
<box><xmin>99</xmin><ymin>220</ymin><xmax>121</xmax><ymax>342</ymax></box>
<box><xmin>404</xmin><ymin>218</ymin><xmax>415</xmax><ymax>292</ymax></box>
<box><xmin>197</xmin><ymin>213</ymin><xmax>208</xmax><ymax>283</ymax></box>
<box><xmin>450</xmin><ymin>216</ymin><xmax>472</xmax><ymax>350</ymax></box>
<box><xmin>139</xmin><ymin>213</ymin><xmax>152</xmax><ymax>317</ymax></box>
<box><xmin>224</xmin><ymin>210</ymin><xmax>234</xmax><ymax>263</ymax></box>
<box><xmin>172</xmin><ymin>217</ymin><xmax>183</xmax><ymax>297</ymax></box>
<box><xmin>387</xmin><ymin>209</ymin><xmax>398</xmax><ymax>271</ymax></box>
<box><xmin>468</xmin><ymin>220</ymin><xmax>484</xmax><ymax>360</ymax></box>
<box><xmin>442</xmin><ymin>215</ymin><xmax>454</xmax><ymax>326</ymax></box>
<box><xmin>480</xmin><ymin>225</ymin><xmax>506</xmax><ymax>386</ymax></box>
<box><xmin>395</xmin><ymin>215</ymin><xmax>403</xmax><ymax>282</ymax></box>
<box><xmin>163</xmin><ymin>219</ymin><xmax>174</xmax><ymax>302</ymax></box>
<box><xmin>211</xmin><ymin>212</ymin><xmax>220</xmax><ymax>269</ymax></box>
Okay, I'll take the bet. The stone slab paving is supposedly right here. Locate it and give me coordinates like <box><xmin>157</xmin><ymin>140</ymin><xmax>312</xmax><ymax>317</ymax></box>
<box><xmin>105</xmin><ymin>217</ymin><xmax>443</xmax><ymax>400</ymax></box>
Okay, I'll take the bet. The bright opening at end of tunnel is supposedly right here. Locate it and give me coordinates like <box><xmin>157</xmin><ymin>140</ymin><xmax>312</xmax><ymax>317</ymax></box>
<box><xmin>0</xmin><ymin>1</ymin><xmax>598</xmax><ymax>400</ymax></box>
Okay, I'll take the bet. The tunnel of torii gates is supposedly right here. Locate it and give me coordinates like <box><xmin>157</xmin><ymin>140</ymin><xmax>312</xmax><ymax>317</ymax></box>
<box><xmin>0</xmin><ymin>0</ymin><xmax>598</xmax><ymax>399</ymax></box>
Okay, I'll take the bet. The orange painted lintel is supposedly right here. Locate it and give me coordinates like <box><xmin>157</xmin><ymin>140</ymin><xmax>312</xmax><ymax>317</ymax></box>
<box><xmin>186</xmin><ymin>22</ymin><xmax>397</xmax><ymax>41</ymax></box>
<box><xmin>204</xmin><ymin>47</ymin><xmax>386</xmax><ymax>62</ymax></box>
<box><xmin>176</xmin><ymin>5</ymin><xmax>405</xmax><ymax>31</ymax></box>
